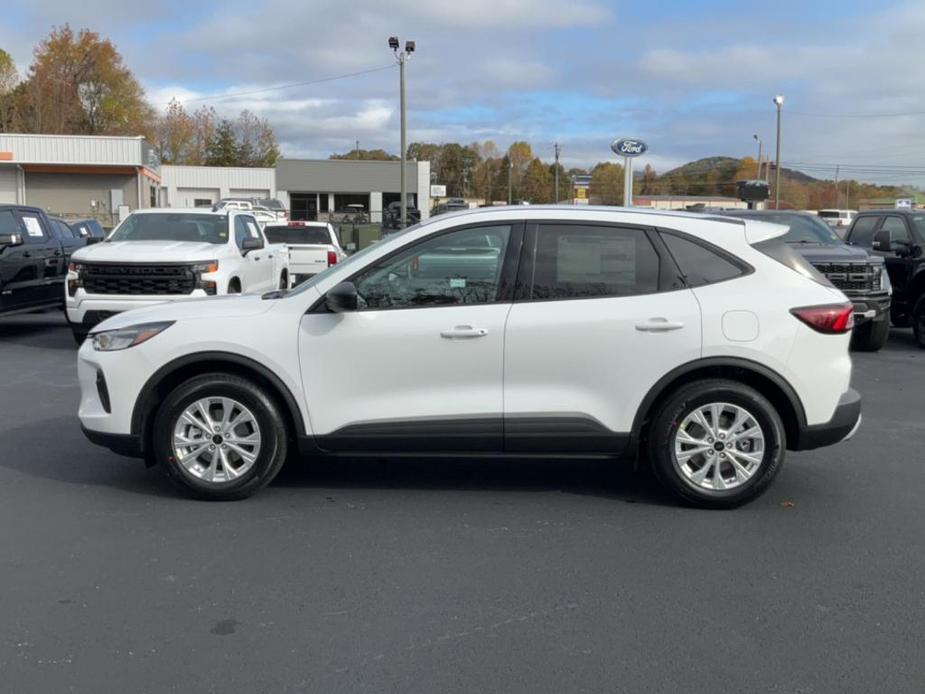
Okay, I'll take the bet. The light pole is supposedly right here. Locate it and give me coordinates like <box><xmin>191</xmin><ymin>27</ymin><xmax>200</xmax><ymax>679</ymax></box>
<box><xmin>507</xmin><ymin>156</ymin><xmax>513</xmax><ymax>205</ymax></box>
<box><xmin>554</xmin><ymin>143</ymin><xmax>561</xmax><ymax>204</ymax></box>
<box><xmin>389</xmin><ymin>36</ymin><xmax>414</xmax><ymax>228</ymax></box>
<box><xmin>773</xmin><ymin>95</ymin><xmax>784</xmax><ymax>209</ymax></box>
<box><xmin>753</xmin><ymin>134</ymin><xmax>762</xmax><ymax>179</ymax></box>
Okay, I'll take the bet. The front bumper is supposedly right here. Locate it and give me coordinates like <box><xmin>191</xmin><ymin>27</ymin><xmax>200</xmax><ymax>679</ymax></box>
<box><xmin>847</xmin><ymin>293</ymin><xmax>890</xmax><ymax>326</ymax></box>
<box><xmin>66</xmin><ymin>290</ymin><xmax>212</xmax><ymax>330</ymax></box>
<box><xmin>81</xmin><ymin>425</ymin><xmax>143</xmax><ymax>458</ymax></box>
<box><xmin>792</xmin><ymin>388</ymin><xmax>861</xmax><ymax>451</ymax></box>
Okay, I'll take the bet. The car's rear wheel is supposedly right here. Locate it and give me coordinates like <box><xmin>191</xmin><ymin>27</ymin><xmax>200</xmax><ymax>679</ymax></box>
<box><xmin>647</xmin><ymin>379</ymin><xmax>785</xmax><ymax>509</ymax></box>
<box><xmin>153</xmin><ymin>373</ymin><xmax>288</xmax><ymax>500</ymax></box>
<box><xmin>851</xmin><ymin>316</ymin><xmax>890</xmax><ymax>352</ymax></box>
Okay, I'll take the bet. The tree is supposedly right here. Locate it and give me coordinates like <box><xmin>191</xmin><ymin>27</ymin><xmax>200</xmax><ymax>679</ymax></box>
<box><xmin>330</xmin><ymin>148</ymin><xmax>397</xmax><ymax>161</ymax></box>
<box><xmin>589</xmin><ymin>162</ymin><xmax>625</xmax><ymax>205</ymax></box>
<box><xmin>548</xmin><ymin>162</ymin><xmax>571</xmax><ymax>202</ymax></box>
<box><xmin>155</xmin><ymin>99</ymin><xmax>195</xmax><ymax>165</ymax></box>
<box><xmin>0</xmin><ymin>49</ymin><xmax>17</xmax><ymax>130</ymax></box>
<box><xmin>521</xmin><ymin>158</ymin><xmax>552</xmax><ymax>203</ymax></box>
<box><xmin>234</xmin><ymin>110</ymin><xmax>279</xmax><ymax>167</ymax></box>
<box><xmin>205</xmin><ymin>119</ymin><xmax>238</xmax><ymax>167</ymax></box>
<box><xmin>12</xmin><ymin>25</ymin><xmax>153</xmax><ymax>136</ymax></box>
<box><xmin>640</xmin><ymin>164</ymin><xmax>659</xmax><ymax>195</ymax></box>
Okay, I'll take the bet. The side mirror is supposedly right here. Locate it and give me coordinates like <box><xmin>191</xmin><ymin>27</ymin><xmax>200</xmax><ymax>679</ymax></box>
<box><xmin>872</xmin><ymin>229</ymin><xmax>891</xmax><ymax>253</ymax></box>
<box><xmin>0</xmin><ymin>233</ymin><xmax>23</xmax><ymax>248</ymax></box>
<box><xmin>241</xmin><ymin>237</ymin><xmax>264</xmax><ymax>255</ymax></box>
<box><xmin>326</xmin><ymin>281</ymin><xmax>358</xmax><ymax>313</ymax></box>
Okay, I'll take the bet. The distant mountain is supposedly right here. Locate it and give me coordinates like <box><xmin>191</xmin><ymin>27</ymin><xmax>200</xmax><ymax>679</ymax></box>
<box><xmin>662</xmin><ymin>157</ymin><xmax>820</xmax><ymax>184</ymax></box>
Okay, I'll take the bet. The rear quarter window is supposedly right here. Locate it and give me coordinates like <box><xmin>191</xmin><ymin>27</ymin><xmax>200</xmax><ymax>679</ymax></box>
<box><xmin>659</xmin><ymin>231</ymin><xmax>748</xmax><ymax>287</ymax></box>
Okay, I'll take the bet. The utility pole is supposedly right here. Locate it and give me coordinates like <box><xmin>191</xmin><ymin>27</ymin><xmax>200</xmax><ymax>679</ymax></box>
<box><xmin>389</xmin><ymin>37</ymin><xmax>415</xmax><ymax>228</ymax></box>
<box><xmin>834</xmin><ymin>165</ymin><xmax>840</xmax><ymax>208</ymax></box>
<box><xmin>845</xmin><ymin>180</ymin><xmax>850</xmax><ymax>210</ymax></box>
<box><xmin>355</xmin><ymin>140</ymin><xmax>360</xmax><ymax>160</ymax></box>
<box><xmin>773</xmin><ymin>95</ymin><xmax>784</xmax><ymax>209</ymax></box>
<box><xmin>508</xmin><ymin>157</ymin><xmax>513</xmax><ymax>205</ymax></box>
<box><xmin>554</xmin><ymin>143</ymin><xmax>561</xmax><ymax>204</ymax></box>
<box><xmin>753</xmin><ymin>135</ymin><xmax>762</xmax><ymax>178</ymax></box>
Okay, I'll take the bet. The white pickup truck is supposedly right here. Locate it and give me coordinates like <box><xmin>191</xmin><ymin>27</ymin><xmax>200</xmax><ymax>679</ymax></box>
<box><xmin>263</xmin><ymin>221</ymin><xmax>346</xmax><ymax>287</ymax></box>
<box><xmin>65</xmin><ymin>208</ymin><xmax>289</xmax><ymax>343</ymax></box>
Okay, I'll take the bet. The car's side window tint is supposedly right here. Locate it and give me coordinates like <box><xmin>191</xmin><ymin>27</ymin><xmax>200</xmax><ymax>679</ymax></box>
<box><xmin>660</xmin><ymin>231</ymin><xmax>745</xmax><ymax>287</ymax></box>
<box><xmin>848</xmin><ymin>216</ymin><xmax>879</xmax><ymax>247</ymax></box>
<box><xmin>530</xmin><ymin>224</ymin><xmax>659</xmax><ymax>300</ymax></box>
<box><xmin>234</xmin><ymin>216</ymin><xmax>250</xmax><ymax>248</ymax></box>
<box><xmin>880</xmin><ymin>216</ymin><xmax>910</xmax><ymax>244</ymax></box>
<box><xmin>0</xmin><ymin>210</ymin><xmax>22</xmax><ymax>236</ymax></box>
<box><xmin>354</xmin><ymin>224</ymin><xmax>512</xmax><ymax>310</ymax></box>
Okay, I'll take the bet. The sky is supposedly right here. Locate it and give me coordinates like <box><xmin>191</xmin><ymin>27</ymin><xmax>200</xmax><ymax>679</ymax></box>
<box><xmin>3</xmin><ymin>0</ymin><xmax>925</xmax><ymax>186</ymax></box>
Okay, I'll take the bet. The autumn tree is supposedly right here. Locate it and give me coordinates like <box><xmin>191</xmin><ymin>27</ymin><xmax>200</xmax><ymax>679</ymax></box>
<box><xmin>589</xmin><ymin>162</ymin><xmax>625</xmax><ymax>205</ymax></box>
<box><xmin>12</xmin><ymin>25</ymin><xmax>153</xmax><ymax>136</ymax></box>
<box><xmin>205</xmin><ymin>119</ymin><xmax>238</xmax><ymax>166</ymax></box>
<box><xmin>330</xmin><ymin>148</ymin><xmax>398</xmax><ymax>161</ymax></box>
<box><xmin>0</xmin><ymin>49</ymin><xmax>17</xmax><ymax>130</ymax></box>
<box><xmin>521</xmin><ymin>157</ymin><xmax>552</xmax><ymax>203</ymax></box>
<box><xmin>155</xmin><ymin>99</ymin><xmax>195</xmax><ymax>164</ymax></box>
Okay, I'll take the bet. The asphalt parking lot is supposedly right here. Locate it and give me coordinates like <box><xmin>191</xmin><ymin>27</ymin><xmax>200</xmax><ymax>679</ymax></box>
<box><xmin>1</xmin><ymin>312</ymin><xmax>924</xmax><ymax>694</ymax></box>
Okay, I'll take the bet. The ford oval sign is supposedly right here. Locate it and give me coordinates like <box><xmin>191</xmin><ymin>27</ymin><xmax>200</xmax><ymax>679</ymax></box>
<box><xmin>611</xmin><ymin>138</ymin><xmax>647</xmax><ymax>157</ymax></box>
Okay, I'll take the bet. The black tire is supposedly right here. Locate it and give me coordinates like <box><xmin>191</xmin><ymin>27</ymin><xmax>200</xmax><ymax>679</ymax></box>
<box><xmin>152</xmin><ymin>373</ymin><xmax>289</xmax><ymax>500</ymax></box>
<box><xmin>647</xmin><ymin>379</ymin><xmax>785</xmax><ymax>509</ymax></box>
<box><xmin>912</xmin><ymin>296</ymin><xmax>925</xmax><ymax>349</ymax></box>
<box><xmin>851</xmin><ymin>317</ymin><xmax>890</xmax><ymax>352</ymax></box>
<box><xmin>890</xmin><ymin>307</ymin><xmax>910</xmax><ymax>328</ymax></box>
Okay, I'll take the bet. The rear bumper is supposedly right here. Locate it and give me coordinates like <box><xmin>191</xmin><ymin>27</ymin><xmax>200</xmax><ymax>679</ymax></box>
<box><xmin>792</xmin><ymin>388</ymin><xmax>861</xmax><ymax>451</ymax></box>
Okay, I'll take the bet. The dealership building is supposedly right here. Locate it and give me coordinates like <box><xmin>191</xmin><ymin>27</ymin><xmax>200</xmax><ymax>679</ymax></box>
<box><xmin>0</xmin><ymin>132</ymin><xmax>432</xmax><ymax>225</ymax></box>
<box><xmin>0</xmin><ymin>133</ymin><xmax>160</xmax><ymax>224</ymax></box>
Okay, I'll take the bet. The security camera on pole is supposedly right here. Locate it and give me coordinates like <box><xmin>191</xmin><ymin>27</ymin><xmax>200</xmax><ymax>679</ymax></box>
<box><xmin>611</xmin><ymin>138</ymin><xmax>648</xmax><ymax>207</ymax></box>
<box><xmin>389</xmin><ymin>36</ymin><xmax>415</xmax><ymax>228</ymax></box>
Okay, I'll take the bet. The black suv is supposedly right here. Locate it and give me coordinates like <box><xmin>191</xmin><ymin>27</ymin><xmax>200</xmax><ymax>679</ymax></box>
<box><xmin>720</xmin><ymin>210</ymin><xmax>891</xmax><ymax>351</ymax></box>
<box><xmin>844</xmin><ymin>208</ymin><xmax>925</xmax><ymax>347</ymax></box>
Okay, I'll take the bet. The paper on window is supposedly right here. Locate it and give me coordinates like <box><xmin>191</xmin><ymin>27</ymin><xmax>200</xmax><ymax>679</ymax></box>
<box><xmin>22</xmin><ymin>216</ymin><xmax>43</xmax><ymax>237</ymax></box>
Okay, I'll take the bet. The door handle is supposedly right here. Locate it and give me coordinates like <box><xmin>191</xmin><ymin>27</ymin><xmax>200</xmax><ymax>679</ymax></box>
<box><xmin>440</xmin><ymin>325</ymin><xmax>488</xmax><ymax>339</ymax></box>
<box><xmin>635</xmin><ymin>318</ymin><xmax>684</xmax><ymax>332</ymax></box>
<box><xmin>22</xmin><ymin>251</ymin><xmax>31</xmax><ymax>258</ymax></box>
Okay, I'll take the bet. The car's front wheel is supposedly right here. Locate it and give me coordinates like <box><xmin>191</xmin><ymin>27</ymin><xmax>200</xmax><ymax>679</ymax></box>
<box><xmin>152</xmin><ymin>373</ymin><xmax>288</xmax><ymax>500</ymax></box>
<box><xmin>647</xmin><ymin>379</ymin><xmax>785</xmax><ymax>509</ymax></box>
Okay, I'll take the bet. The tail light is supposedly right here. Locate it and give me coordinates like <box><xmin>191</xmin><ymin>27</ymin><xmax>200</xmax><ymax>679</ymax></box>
<box><xmin>790</xmin><ymin>304</ymin><xmax>854</xmax><ymax>334</ymax></box>
<box><xmin>327</xmin><ymin>250</ymin><xmax>337</xmax><ymax>267</ymax></box>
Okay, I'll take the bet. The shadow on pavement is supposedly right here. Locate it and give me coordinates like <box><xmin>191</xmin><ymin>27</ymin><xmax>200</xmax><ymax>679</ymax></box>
<box><xmin>0</xmin><ymin>311</ymin><xmax>75</xmax><ymax>351</ymax></box>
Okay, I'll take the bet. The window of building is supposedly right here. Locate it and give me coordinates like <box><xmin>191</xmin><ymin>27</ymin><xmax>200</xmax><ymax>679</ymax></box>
<box><xmin>193</xmin><ymin>199</ymin><xmax>213</xmax><ymax>208</ymax></box>
<box><xmin>334</xmin><ymin>193</ymin><xmax>370</xmax><ymax>212</ymax></box>
<box><xmin>354</xmin><ymin>224</ymin><xmax>512</xmax><ymax>309</ymax></box>
<box><xmin>660</xmin><ymin>231</ymin><xmax>746</xmax><ymax>287</ymax></box>
<box><xmin>529</xmin><ymin>224</ymin><xmax>659</xmax><ymax>300</ymax></box>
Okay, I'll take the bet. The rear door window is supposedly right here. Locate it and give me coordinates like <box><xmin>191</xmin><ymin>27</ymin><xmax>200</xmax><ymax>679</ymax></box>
<box><xmin>16</xmin><ymin>212</ymin><xmax>47</xmax><ymax>242</ymax></box>
<box><xmin>528</xmin><ymin>224</ymin><xmax>660</xmax><ymax>300</ymax></box>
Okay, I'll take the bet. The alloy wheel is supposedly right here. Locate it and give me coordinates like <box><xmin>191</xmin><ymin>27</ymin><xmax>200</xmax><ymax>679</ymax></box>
<box><xmin>172</xmin><ymin>397</ymin><xmax>262</xmax><ymax>484</ymax></box>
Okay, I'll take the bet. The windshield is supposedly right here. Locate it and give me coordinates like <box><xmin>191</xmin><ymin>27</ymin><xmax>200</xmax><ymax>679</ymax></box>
<box><xmin>285</xmin><ymin>223</ymin><xmax>421</xmax><ymax>296</ymax></box>
<box><xmin>264</xmin><ymin>226</ymin><xmax>331</xmax><ymax>245</ymax></box>
<box><xmin>109</xmin><ymin>213</ymin><xmax>229</xmax><ymax>243</ymax></box>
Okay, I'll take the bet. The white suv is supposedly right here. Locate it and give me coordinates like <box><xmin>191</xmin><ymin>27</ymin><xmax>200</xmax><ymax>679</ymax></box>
<box><xmin>77</xmin><ymin>206</ymin><xmax>861</xmax><ymax>507</ymax></box>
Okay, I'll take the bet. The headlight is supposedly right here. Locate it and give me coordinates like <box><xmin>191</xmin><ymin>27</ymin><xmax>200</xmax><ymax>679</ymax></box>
<box><xmin>91</xmin><ymin>322</ymin><xmax>174</xmax><ymax>351</ymax></box>
<box><xmin>880</xmin><ymin>266</ymin><xmax>892</xmax><ymax>294</ymax></box>
<box><xmin>68</xmin><ymin>261</ymin><xmax>84</xmax><ymax>274</ymax></box>
<box><xmin>192</xmin><ymin>260</ymin><xmax>219</xmax><ymax>274</ymax></box>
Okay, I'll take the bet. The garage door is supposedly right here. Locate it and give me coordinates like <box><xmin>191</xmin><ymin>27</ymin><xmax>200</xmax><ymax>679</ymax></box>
<box><xmin>0</xmin><ymin>167</ymin><xmax>16</xmax><ymax>204</ymax></box>
<box><xmin>229</xmin><ymin>188</ymin><xmax>271</xmax><ymax>199</ymax></box>
<box><xmin>178</xmin><ymin>188</ymin><xmax>220</xmax><ymax>208</ymax></box>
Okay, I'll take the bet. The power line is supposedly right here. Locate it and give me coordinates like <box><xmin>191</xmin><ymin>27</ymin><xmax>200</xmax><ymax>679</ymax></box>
<box><xmin>789</xmin><ymin>108</ymin><xmax>925</xmax><ymax>119</ymax></box>
<box><xmin>155</xmin><ymin>64</ymin><xmax>396</xmax><ymax>107</ymax></box>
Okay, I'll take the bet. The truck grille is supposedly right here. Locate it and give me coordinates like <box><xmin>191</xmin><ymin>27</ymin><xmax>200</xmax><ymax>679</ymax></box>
<box><xmin>82</xmin><ymin>263</ymin><xmax>196</xmax><ymax>296</ymax></box>
<box><xmin>811</xmin><ymin>262</ymin><xmax>879</xmax><ymax>293</ymax></box>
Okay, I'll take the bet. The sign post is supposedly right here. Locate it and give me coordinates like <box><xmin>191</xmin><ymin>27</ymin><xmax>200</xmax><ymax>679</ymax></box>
<box><xmin>611</xmin><ymin>138</ymin><xmax>648</xmax><ymax>207</ymax></box>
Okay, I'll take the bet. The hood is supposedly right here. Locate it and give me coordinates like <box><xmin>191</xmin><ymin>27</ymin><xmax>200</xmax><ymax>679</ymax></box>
<box><xmin>92</xmin><ymin>294</ymin><xmax>275</xmax><ymax>332</ymax></box>
<box><xmin>72</xmin><ymin>240</ymin><xmax>226</xmax><ymax>263</ymax></box>
<box><xmin>793</xmin><ymin>243</ymin><xmax>877</xmax><ymax>263</ymax></box>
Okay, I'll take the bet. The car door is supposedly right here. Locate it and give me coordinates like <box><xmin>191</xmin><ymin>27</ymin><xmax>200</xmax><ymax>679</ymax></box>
<box><xmin>232</xmin><ymin>215</ymin><xmax>264</xmax><ymax>292</ymax></box>
<box><xmin>244</xmin><ymin>216</ymin><xmax>278</xmax><ymax>291</ymax></box>
<box><xmin>299</xmin><ymin>221</ymin><xmax>522</xmax><ymax>452</ymax></box>
<box><xmin>11</xmin><ymin>209</ymin><xmax>59</xmax><ymax>306</ymax></box>
<box><xmin>0</xmin><ymin>209</ymin><xmax>38</xmax><ymax>311</ymax></box>
<box><xmin>502</xmin><ymin>222</ymin><xmax>701</xmax><ymax>453</ymax></box>
<box><xmin>874</xmin><ymin>215</ymin><xmax>917</xmax><ymax>300</ymax></box>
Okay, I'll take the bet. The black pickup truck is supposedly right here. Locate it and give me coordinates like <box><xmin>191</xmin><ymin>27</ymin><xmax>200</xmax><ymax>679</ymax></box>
<box><xmin>719</xmin><ymin>210</ymin><xmax>892</xmax><ymax>351</ymax></box>
<box><xmin>0</xmin><ymin>204</ymin><xmax>90</xmax><ymax>316</ymax></box>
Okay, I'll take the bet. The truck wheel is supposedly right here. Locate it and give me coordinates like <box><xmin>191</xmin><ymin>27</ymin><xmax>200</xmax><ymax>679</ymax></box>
<box><xmin>851</xmin><ymin>317</ymin><xmax>890</xmax><ymax>352</ymax></box>
<box><xmin>912</xmin><ymin>297</ymin><xmax>925</xmax><ymax>349</ymax></box>
<box><xmin>279</xmin><ymin>271</ymin><xmax>288</xmax><ymax>290</ymax></box>
<box><xmin>647</xmin><ymin>379</ymin><xmax>785</xmax><ymax>509</ymax></box>
<box><xmin>228</xmin><ymin>278</ymin><xmax>242</xmax><ymax>294</ymax></box>
<box><xmin>153</xmin><ymin>373</ymin><xmax>289</xmax><ymax>500</ymax></box>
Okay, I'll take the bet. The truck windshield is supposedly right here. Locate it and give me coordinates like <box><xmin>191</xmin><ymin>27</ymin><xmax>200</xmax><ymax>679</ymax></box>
<box><xmin>264</xmin><ymin>226</ymin><xmax>331</xmax><ymax>245</ymax></box>
<box><xmin>109</xmin><ymin>213</ymin><xmax>229</xmax><ymax>243</ymax></box>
